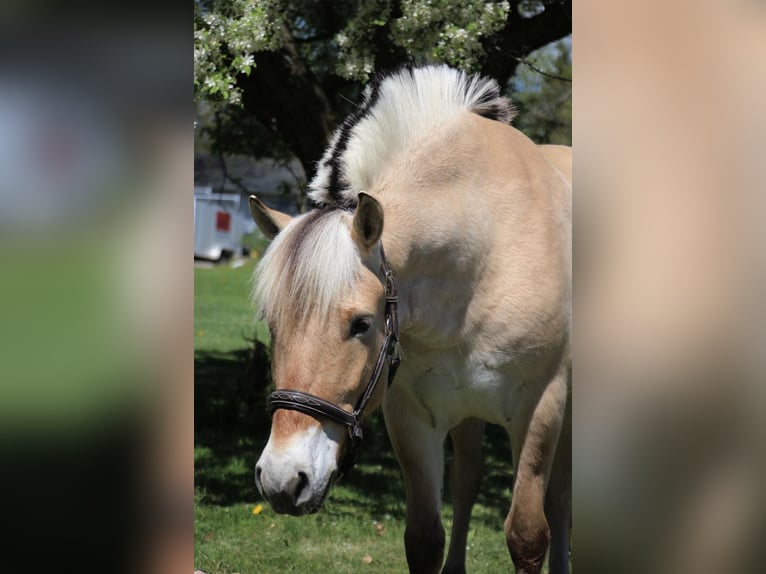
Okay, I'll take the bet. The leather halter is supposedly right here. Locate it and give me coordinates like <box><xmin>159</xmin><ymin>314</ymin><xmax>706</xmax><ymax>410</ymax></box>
<box><xmin>266</xmin><ymin>243</ymin><xmax>402</xmax><ymax>480</ymax></box>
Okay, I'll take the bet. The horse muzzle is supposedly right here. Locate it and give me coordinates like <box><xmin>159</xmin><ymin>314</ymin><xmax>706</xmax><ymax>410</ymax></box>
<box><xmin>254</xmin><ymin>425</ymin><xmax>341</xmax><ymax>515</ymax></box>
<box><xmin>255</xmin><ymin>465</ymin><xmax>326</xmax><ymax>515</ymax></box>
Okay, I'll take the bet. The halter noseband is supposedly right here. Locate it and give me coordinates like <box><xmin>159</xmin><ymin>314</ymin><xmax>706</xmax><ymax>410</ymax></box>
<box><xmin>266</xmin><ymin>242</ymin><xmax>402</xmax><ymax>480</ymax></box>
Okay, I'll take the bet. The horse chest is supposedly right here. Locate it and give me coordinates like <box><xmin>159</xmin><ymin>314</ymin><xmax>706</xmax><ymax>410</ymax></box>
<box><xmin>399</xmin><ymin>355</ymin><xmax>524</xmax><ymax>430</ymax></box>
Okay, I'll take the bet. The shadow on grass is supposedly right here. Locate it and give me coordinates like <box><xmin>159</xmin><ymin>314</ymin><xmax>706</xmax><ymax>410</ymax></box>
<box><xmin>336</xmin><ymin>412</ymin><xmax>514</xmax><ymax>528</ymax></box>
<box><xmin>194</xmin><ymin>341</ymin><xmax>271</xmax><ymax>506</ymax></box>
<box><xmin>195</xmin><ymin>342</ymin><xmax>515</xmax><ymax>527</ymax></box>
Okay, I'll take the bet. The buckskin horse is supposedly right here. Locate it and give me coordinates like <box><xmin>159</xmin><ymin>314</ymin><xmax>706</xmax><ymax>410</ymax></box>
<box><xmin>251</xmin><ymin>65</ymin><xmax>571</xmax><ymax>574</ymax></box>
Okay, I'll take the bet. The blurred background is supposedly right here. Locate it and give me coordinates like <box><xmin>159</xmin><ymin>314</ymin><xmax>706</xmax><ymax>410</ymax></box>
<box><xmin>0</xmin><ymin>4</ymin><xmax>192</xmax><ymax>573</ymax></box>
<box><xmin>0</xmin><ymin>0</ymin><xmax>763</xmax><ymax>573</ymax></box>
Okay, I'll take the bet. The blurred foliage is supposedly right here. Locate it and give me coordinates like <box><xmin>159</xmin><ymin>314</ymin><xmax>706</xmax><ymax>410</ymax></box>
<box><xmin>194</xmin><ymin>0</ymin><xmax>285</xmax><ymax>104</ymax></box>
<box><xmin>338</xmin><ymin>0</ymin><xmax>511</xmax><ymax>81</ymax></box>
<box><xmin>195</xmin><ymin>0</ymin><xmax>518</xmax><ymax>102</ymax></box>
<box><xmin>511</xmin><ymin>38</ymin><xmax>571</xmax><ymax>145</ymax></box>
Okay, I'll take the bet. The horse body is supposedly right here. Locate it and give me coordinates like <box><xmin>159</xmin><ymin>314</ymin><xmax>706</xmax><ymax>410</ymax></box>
<box><xmin>373</xmin><ymin>112</ymin><xmax>571</xmax><ymax>574</ymax></box>
<box><xmin>374</xmin><ymin>111</ymin><xmax>569</xmax><ymax>415</ymax></box>
<box><xmin>252</xmin><ymin>66</ymin><xmax>571</xmax><ymax>574</ymax></box>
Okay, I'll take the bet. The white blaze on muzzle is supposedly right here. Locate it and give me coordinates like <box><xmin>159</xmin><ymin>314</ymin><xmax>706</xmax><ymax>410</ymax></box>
<box><xmin>255</xmin><ymin>423</ymin><xmax>345</xmax><ymax>515</ymax></box>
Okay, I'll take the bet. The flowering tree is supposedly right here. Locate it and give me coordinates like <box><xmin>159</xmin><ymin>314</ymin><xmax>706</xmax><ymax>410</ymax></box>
<box><xmin>194</xmin><ymin>0</ymin><xmax>571</xmax><ymax>199</ymax></box>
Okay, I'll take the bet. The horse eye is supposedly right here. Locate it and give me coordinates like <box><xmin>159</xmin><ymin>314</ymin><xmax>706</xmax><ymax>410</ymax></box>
<box><xmin>349</xmin><ymin>316</ymin><xmax>372</xmax><ymax>337</ymax></box>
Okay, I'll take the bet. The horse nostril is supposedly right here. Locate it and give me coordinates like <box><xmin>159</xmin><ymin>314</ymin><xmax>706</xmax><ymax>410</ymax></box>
<box><xmin>294</xmin><ymin>471</ymin><xmax>309</xmax><ymax>502</ymax></box>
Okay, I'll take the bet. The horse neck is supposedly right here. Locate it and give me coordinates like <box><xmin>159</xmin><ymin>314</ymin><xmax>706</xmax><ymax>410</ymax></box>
<box><xmin>372</xmin><ymin>113</ymin><xmax>570</xmax><ymax>352</ymax></box>
<box><xmin>366</xmin><ymin>117</ymin><xmax>489</xmax><ymax>347</ymax></box>
<box><xmin>379</xmin><ymin>192</ymin><xmax>487</xmax><ymax>349</ymax></box>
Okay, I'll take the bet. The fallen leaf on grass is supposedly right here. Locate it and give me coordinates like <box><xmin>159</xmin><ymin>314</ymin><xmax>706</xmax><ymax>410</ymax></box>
<box><xmin>374</xmin><ymin>522</ymin><xmax>386</xmax><ymax>537</ymax></box>
<box><xmin>252</xmin><ymin>504</ymin><xmax>263</xmax><ymax>515</ymax></box>
<box><xmin>362</xmin><ymin>555</ymin><xmax>373</xmax><ymax>565</ymax></box>
<box><xmin>203</xmin><ymin>532</ymin><xmax>214</xmax><ymax>542</ymax></box>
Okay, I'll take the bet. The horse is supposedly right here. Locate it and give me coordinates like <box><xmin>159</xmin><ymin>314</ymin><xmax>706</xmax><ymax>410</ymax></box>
<box><xmin>251</xmin><ymin>65</ymin><xmax>571</xmax><ymax>574</ymax></box>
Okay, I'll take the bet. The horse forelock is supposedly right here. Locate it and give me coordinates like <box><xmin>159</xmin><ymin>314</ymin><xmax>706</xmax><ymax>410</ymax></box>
<box><xmin>308</xmin><ymin>65</ymin><xmax>515</xmax><ymax>208</ymax></box>
<box><xmin>252</xmin><ymin>208</ymin><xmax>361</xmax><ymax>329</ymax></box>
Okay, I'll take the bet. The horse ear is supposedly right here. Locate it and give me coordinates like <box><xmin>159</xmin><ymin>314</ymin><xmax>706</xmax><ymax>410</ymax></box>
<box><xmin>352</xmin><ymin>192</ymin><xmax>384</xmax><ymax>250</ymax></box>
<box><xmin>249</xmin><ymin>195</ymin><xmax>292</xmax><ymax>240</ymax></box>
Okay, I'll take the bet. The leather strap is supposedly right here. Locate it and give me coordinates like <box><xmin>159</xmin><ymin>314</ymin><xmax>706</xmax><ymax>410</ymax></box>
<box><xmin>268</xmin><ymin>390</ymin><xmax>359</xmax><ymax>430</ymax></box>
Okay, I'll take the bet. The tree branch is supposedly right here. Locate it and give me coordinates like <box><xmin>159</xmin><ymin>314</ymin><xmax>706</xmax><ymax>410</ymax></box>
<box><xmin>214</xmin><ymin>111</ymin><xmax>252</xmax><ymax>196</ymax></box>
<box><xmin>481</xmin><ymin>1</ymin><xmax>571</xmax><ymax>86</ymax></box>
<box><xmin>515</xmin><ymin>56</ymin><xmax>571</xmax><ymax>82</ymax></box>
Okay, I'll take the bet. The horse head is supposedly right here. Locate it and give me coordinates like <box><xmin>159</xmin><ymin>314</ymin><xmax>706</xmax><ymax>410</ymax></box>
<box><xmin>250</xmin><ymin>193</ymin><xmax>396</xmax><ymax>515</ymax></box>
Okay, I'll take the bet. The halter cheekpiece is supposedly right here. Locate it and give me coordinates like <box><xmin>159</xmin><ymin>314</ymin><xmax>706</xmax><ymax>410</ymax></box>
<box><xmin>266</xmin><ymin>242</ymin><xmax>401</xmax><ymax>480</ymax></box>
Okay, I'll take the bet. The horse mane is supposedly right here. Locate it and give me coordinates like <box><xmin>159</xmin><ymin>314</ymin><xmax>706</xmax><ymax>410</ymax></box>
<box><xmin>254</xmin><ymin>66</ymin><xmax>514</xmax><ymax>326</ymax></box>
<box><xmin>309</xmin><ymin>65</ymin><xmax>515</xmax><ymax>208</ymax></box>
<box><xmin>252</xmin><ymin>208</ymin><xmax>361</xmax><ymax>326</ymax></box>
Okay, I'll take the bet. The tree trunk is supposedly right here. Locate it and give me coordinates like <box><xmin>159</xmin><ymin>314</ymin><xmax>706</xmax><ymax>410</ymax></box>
<box><xmin>239</xmin><ymin>25</ymin><xmax>335</xmax><ymax>193</ymax></box>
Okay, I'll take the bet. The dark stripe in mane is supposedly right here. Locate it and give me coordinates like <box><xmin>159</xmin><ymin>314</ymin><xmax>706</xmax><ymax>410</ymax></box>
<box><xmin>265</xmin><ymin>207</ymin><xmax>338</xmax><ymax>322</ymax></box>
<box><xmin>282</xmin><ymin>207</ymin><xmax>335</xmax><ymax>284</ymax></box>
<box><xmin>323</xmin><ymin>77</ymin><xmax>385</xmax><ymax>207</ymax></box>
<box><xmin>471</xmin><ymin>81</ymin><xmax>508</xmax><ymax>122</ymax></box>
<box><xmin>309</xmin><ymin>65</ymin><xmax>515</xmax><ymax>209</ymax></box>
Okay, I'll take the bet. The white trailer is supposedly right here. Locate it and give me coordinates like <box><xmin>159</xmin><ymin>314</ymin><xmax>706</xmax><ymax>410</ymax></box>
<box><xmin>193</xmin><ymin>187</ymin><xmax>243</xmax><ymax>260</ymax></box>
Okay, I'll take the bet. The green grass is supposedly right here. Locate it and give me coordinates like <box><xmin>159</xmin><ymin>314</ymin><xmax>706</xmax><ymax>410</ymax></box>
<box><xmin>194</xmin><ymin>258</ymin><xmax>270</xmax><ymax>352</ymax></box>
<box><xmin>194</xmin><ymin>259</ymin><xmax>522</xmax><ymax>573</ymax></box>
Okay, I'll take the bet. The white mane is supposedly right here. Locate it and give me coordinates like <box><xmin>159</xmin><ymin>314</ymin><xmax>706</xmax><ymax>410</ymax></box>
<box><xmin>253</xmin><ymin>66</ymin><xmax>514</xmax><ymax>327</ymax></box>
<box><xmin>252</xmin><ymin>209</ymin><xmax>361</xmax><ymax>326</ymax></box>
<box><xmin>309</xmin><ymin>65</ymin><xmax>515</xmax><ymax>208</ymax></box>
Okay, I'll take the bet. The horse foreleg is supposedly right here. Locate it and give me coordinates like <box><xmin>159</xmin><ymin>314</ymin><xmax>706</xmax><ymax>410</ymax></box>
<box><xmin>384</xmin><ymin>389</ymin><xmax>447</xmax><ymax>574</ymax></box>
<box><xmin>442</xmin><ymin>417</ymin><xmax>485</xmax><ymax>574</ymax></box>
<box><xmin>544</xmin><ymin>384</ymin><xmax>571</xmax><ymax>574</ymax></box>
<box><xmin>505</xmin><ymin>366</ymin><xmax>569</xmax><ymax>574</ymax></box>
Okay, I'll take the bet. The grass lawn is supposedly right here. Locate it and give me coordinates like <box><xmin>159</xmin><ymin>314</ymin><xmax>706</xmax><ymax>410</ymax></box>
<box><xmin>194</xmin><ymin>259</ymin><xmax>524</xmax><ymax>573</ymax></box>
